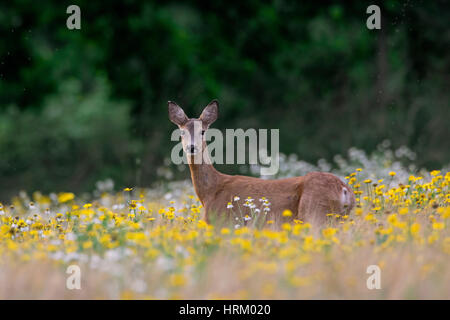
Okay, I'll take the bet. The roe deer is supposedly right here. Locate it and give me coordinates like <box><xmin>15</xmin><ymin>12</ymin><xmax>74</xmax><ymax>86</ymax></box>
<box><xmin>168</xmin><ymin>100</ymin><xmax>355</xmax><ymax>226</ymax></box>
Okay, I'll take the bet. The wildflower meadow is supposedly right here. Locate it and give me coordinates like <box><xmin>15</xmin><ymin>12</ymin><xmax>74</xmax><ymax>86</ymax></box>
<box><xmin>0</xmin><ymin>146</ymin><xmax>448</xmax><ymax>299</ymax></box>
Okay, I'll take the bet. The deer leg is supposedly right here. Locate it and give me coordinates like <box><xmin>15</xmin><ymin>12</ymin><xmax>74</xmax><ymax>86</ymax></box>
<box><xmin>298</xmin><ymin>194</ymin><xmax>326</xmax><ymax>226</ymax></box>
<box><xmin>298</xmin><ymin>190</ymin><xmax>345</xmax><ymax>226</ymax></box>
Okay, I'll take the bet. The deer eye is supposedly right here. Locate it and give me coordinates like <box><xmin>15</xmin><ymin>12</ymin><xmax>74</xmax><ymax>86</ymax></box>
<box><xmin>201</xmin><ymin>130</ymin><xmax>205</xmax><ymax>135</ymax></box>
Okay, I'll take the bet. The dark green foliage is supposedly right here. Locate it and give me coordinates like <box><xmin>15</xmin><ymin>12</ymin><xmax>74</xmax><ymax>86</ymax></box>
<box><xmin>0</xmin><ymin>1</ymin><xmax>448</xmax><ymax>198</ymax></box>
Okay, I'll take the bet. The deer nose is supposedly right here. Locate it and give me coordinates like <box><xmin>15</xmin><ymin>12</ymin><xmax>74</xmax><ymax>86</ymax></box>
<box><xmin>187</xmin><ymin>145</ymin><xmax>198</xmax><ymax>154</ymax></box>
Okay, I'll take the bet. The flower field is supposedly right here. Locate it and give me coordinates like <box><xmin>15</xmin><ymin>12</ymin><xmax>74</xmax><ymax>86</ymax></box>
<box><xmin>0</xmin><ymin>158</ymin><xmax>449</xmax><ymax>299</ymax></box>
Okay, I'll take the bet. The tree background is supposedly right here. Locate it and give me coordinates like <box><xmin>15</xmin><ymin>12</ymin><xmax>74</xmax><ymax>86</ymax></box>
<box><xmin>0</xmin><ymin>0</ymin><xmax>448</xmax><ymax>199</ymax></box>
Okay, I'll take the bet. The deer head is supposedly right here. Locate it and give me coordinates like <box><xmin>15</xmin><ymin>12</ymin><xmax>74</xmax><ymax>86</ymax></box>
<box><xmin>168</xmin><ymin>100</ymin><xmax>218</xmax><ymax>162</ymax></box>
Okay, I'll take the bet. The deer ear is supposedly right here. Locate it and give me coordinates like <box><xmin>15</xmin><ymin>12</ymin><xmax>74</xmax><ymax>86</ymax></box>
<box><xmin>200</xmin><ymin>100</ymin><xmax>219</xmax><ymax>126</ymax></box>
<box><xmin>168</xmin><ymin>101</ymin><xmax>188</xmax><ymax>126</ymax></box>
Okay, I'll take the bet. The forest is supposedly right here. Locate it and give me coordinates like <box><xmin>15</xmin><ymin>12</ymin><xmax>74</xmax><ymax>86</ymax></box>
<box><xmin>0</xmin><ymin>0</ymin><xmax>448</xmax><ymax>198</ymax></box>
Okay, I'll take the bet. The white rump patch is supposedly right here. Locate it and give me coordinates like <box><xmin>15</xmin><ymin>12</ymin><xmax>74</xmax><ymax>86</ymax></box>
<box><xmin>341</xmin><ymin>187</ymin><xmax>351</xmax><ymax>207</ymax></box>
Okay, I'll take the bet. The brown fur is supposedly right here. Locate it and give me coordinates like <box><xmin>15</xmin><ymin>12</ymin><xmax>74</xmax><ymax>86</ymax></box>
<box><xmin>189</xmin><ymin>162</ymin><xmax>355</xmax><ymax>226</ymax></box>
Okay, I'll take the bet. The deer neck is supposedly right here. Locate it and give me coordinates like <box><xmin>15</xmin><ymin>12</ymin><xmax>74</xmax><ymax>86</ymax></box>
<box><xmin>187</xmin><ymin>148</ymin><xmax>222</xmax><ymax>204</ymax></box>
